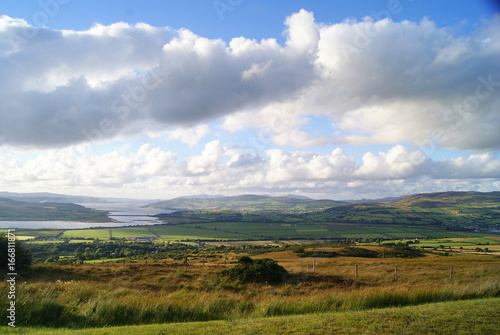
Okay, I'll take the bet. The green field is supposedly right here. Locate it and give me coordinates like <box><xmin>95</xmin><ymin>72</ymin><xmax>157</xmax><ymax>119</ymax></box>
<box><xmin>60</xmin><ymin>229</ymin><xmax>110</xmax><ymax>239</ymax></box>
<box><xmin>149</xmin><ymin>225</ymin><xmax>258</xmax><ymax>241</ymax></box>
<box><xmin>110</xmin><ymin>227</ymin><xmax>155</xmax><ymax>239</ymax></box>
<box><xmin>11</xmin><ymin>221</ymin><xmax>498</xmax><ymax>245</ymax></box>
<box><xmin>416</xmin><ymin>236</ymin><xmax>500</xmax><ymax>249</ymax></box>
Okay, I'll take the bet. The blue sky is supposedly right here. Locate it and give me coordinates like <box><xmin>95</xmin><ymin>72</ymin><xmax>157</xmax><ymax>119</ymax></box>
<box><xmin>2</xmin><ymin>0</ymin><xmax>497</xmax><ymax>39</ymax></box>
<box><xmin>0</xmin><ymin>0</ymin><xmax>499</xmax><ymax>200</ymax></box>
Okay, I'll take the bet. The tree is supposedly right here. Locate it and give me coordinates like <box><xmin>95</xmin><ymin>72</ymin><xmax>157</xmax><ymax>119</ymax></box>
<box><xmin>237</xmin><ymin>255</ymin><xmax>253</xmax><ymax>266</ymax></box>
<box><xmin>0</xmin><ymin>234</ymin><xmax>32</xmax><ymax>271</ymax></box>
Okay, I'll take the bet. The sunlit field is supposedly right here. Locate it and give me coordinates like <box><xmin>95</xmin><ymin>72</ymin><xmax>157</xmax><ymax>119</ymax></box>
<box><xmin>2</xmin><ymin>247</ymin><xmax>499</xmax><ymax>332</ymax></box>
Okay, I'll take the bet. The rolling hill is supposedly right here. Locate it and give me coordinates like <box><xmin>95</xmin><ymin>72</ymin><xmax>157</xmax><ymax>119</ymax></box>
<box><xmin>145</xmin><ymin>194</ymin><xmax>346</xmax><ymax>212</ymax></box>
<box><xmin>0</xmin><ymin>197</ymin><xmax>111</xmax><ymax>222</ymax></box>
<box><xmin>321</xmin><ymin>191</ymin><xmax>500</xmax><ymax>227</ymax></box>
<box><xmin>391</xmin><ymin>191</ymin><xmax>500</xmax><ymax>208</ymax></box>
<box><xmin>0</xmin><ymin>191</ymin><xmax>152</xmax><ymax>205</ymax></box>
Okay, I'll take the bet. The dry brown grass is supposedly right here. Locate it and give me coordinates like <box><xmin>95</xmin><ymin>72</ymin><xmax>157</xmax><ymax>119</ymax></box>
<box><xmin>2</xmin><ymin>248</ymin><xmax>499</xmax><ymax>328</ymax></box>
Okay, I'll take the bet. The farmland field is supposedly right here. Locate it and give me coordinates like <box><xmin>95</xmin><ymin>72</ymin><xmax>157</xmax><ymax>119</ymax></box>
<box><xmin>109</xmin><ymin>227</ymin><xmax>155</xmax><ymax>239</ymax></box>
<box><xmin>9</xmin><ymin>221</ymin><xmax>498</xmax><ymax>244</ymax></box>
<box><xmin>149</xmin><ymin>225</ymin><xmax>258</xmax><ymax>241</ymax></box>
<box><xmin>60</xmin><ymin>228</ymin><xmax>110</xmax><ymax>239</ymax></box>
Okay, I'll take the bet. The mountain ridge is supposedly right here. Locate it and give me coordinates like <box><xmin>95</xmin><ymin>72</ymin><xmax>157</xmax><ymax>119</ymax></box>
<box><xmin>145</xmin><ymin>194</ymin><xmax>346</xmax><ymax>211</ymax></box>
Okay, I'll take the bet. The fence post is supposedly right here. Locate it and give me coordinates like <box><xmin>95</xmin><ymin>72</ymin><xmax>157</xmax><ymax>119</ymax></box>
<box><xmin>394</xmin><ymin>267</ymin><xmax>397</xmax><ymax>282</ymax></box>
<box><xmin>450</xmin><ymin>266</ymin><xmax>453</xmax><ymax>282</ymax></box>
<box><xmin>355</xmin><ymin>264</ymin><xmax>358</xmax><ymax>278</ymax></box>
<box><xmin>313</xmin><ymin>259</ymin><xmax>316</xmax><ymax>273</ymax></box>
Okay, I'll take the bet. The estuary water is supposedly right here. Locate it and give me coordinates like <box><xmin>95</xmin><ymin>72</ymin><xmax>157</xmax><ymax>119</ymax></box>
<box><xmin>0</xmin><ymin>203</ymin><xmax>173</xmax><ymax>229</ymax></box>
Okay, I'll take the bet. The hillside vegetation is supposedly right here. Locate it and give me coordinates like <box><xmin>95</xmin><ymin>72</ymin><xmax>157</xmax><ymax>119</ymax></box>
<box><xmin>145</xmin><ymin>192</ymin><xmax>500</xmax><ymax>229</ymax></box>
<box><xmin>0</xmin><ymin>198</ymin><xmax>111</xmax><ymax>222</ymax></box>
<box><xmin>392</xmin><ymin>191</ymin><xmax>500</xmax><ymax>207</ymax></box>
<box><xmin>1</xmin><ymin>249</ymin><xmax>499</xmax><ymax>331</ymax></box>
<box><xmin>318</xmin><ymin>191</ymin><xmax>500</xmax><ymax>228</ymax></box>
<box><xmin>3</xmin><ymin>298</ymin><xmax>498</xmax><ymax>334</ymax></box>
<box><xmin>146</xmin><ymin>194</ymin><xmax>346</xmax><ymax>212</ymax></box>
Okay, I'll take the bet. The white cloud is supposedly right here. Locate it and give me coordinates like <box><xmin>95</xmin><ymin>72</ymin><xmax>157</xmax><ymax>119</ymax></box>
<box><xmin>355</xmin><ymin>145</ymin><xmax>428</xmax><ymax>179</ymax></box>
<box><xmin>167</xmin><ymin>125</ymin><xmax>212</xmax><ymax>146</ymax></box>
<box><xmin>1</xmin><ymin>143</ymin><xmax>500</xmax><ymax>199</ymax></box>
<box><xmin>186</xmin><ymin>140</ymin><xmax>225</xmax><ymax>175</ymax></box>
<box><xmin>1</xmin><ymin>10</ymin><xmax>499</xmax><ymax>199</ymax></box>
<box><xmin>0</xmin><ymin>12</ymin><xmax>498</xmax><ymax>151</ymax></box>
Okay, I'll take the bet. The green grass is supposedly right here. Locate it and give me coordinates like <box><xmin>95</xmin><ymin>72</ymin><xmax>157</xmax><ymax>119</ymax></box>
<box><xmin>110</xmin><ymin>227</ymin><xmax>154</xmax><ymax>238</ymax></box>
<box><xmin>339</xmin><ymin>233</ymin><xmax>389</xmax><ymax>239</ymax></box>
<box><xmin>23</xmin><ymin>240</ymin><xmax>66</xmax><ymax>244</ymax></box>
<box><xmin>9</xmin><ymin>223</ymin><xmax>500</xmax><ymax>245</ymax></box>
<box><xmin>3</xmin><ymin>253</ymin><xmax>498</xmax><ymax>328</ymax></box>
<box><xmin>150</xmin><ymin>225</ymin><xmax>257</xmax><ymax>241</ymax></box>
<box><xmin>84</xmin><ymin>258</ymin><xmax>126</xmax><ymax>264</ymax></box>
<box><xmin>60</xmin><ymin>229</ymin><xmax>110</xmax><ymax>239</ymax></box>
<box><xmin>416</xmin><ymin>236</ymin><xmax>500</xmax><ymax>248</ymax></box>
<box><xmin>2</xmin><ymin>298</ymin><xmax>499</xmax><ymax>334</ymax></box>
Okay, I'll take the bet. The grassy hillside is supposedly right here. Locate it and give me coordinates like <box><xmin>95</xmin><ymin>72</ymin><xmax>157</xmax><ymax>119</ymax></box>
<box><xmin>146</xmin><ymin>195</ymin><xmax>345</xmax><ymax>212</ymax></box>
<box><xmin>0</xmin><ymin>198</ymin><xmax>111</xmax><ymax>222</ymax></box>
<box><xmin>1</xmin><ymin>250</ymin><xmax>498</xmax><ymax>329</ymax></box>
<box><xmin>392</xmin><ymin>191</ymin><xmax>500</xmax><ymax>207</ymax></box>
<box><xmin>318</xmin><ymin>191</ymin><xmax>500</xmax><ymax>228</ymax></box>
<box><xmin>3</xmin><ymin>298</ymin><xmax>499</xmax><ymax>334</ymax></box>
<box><xmin>148</xmin><ymin>192</ymin><xmax>500</xmax><ymax>229</ymax></box>
<box><xmin>389</xmin><ymin>191</ymin><xmax>500</xmax><ymax>227</ymax></box>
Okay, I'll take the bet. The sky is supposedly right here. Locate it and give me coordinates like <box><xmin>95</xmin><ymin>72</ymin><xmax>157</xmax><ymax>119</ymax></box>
<box><xmin>0</xmin><ymin>0</ymin><xmax>499</xmax><ymax>201</ymax></box>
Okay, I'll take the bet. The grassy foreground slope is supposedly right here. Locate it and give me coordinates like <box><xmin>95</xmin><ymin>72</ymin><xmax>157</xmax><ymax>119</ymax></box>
<box><xmin>3</xmin><ymin>298</ymin><xmax>499</xmax><ymax>335</ymax></box>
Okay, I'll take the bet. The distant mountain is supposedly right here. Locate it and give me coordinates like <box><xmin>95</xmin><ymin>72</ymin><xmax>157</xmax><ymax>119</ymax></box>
<box><xmin>145</xmin><ymin>194</ymin><xmax>345</xmax><ymax>212</ymax></box>
<box><xmin>283</xmin><ymin>194</ymin><xmax>312</xmax><ymax>200</ymax></box>
<box><xmin>344</xmin><ymin>196</ymin><xmax>407</xmax><ymax>203</ymax></box>
<box><xmin>178</xmin><ymin>194</ymin><xmax>226</xmax><ymax>199</ymax></box>
<box><xmin>0</xmin><ymin>192</ymin><xmax>152</xmax><ymax>205</ymax></box>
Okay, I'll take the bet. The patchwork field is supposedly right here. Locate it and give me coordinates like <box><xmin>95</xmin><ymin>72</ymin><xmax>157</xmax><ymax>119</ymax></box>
<box><xmin>9</xmin><ymin>221</ymin><xmax>498</xmax><ymax>245</ymax></box>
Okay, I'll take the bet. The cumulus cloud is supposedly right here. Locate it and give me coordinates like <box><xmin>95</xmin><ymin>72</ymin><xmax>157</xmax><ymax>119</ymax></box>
<box><xmin>167</xmin><ymin>125</ymin><xmax>211</xmax><ymax>146</ymax></box>
<box><xmin>354</xmin><ymin>145</ymin><xmax>428</xmax><ymax>179</ymax></box>
<box><xmin>0</xmin><ymin>11</ymin><xmax>499</xmax><ymax>151</ymax></box>
<box><xmin>313</xmin><ymin>16</ymin><xmax>500</xmax><ymax>151</ymax></box>
<box><xmin>222</xmin><ymin>102</ymin><xmax>330</xmax><ymax>148</ymax></box>
<box><xmin>2</xmin><ymin>142</ymin><xmax>499</xmax><ymax>199</ymax></box>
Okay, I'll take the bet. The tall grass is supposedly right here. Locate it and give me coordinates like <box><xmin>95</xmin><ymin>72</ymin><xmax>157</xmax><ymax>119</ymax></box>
<box><xmin>2</xmin><ymin>278</ymin><xmax>499</xmax><ymax>328</ymax></box>
<box><xmin>1</xmin><ymin>253</ymin><xmax>499</xmax><ymax>328</ymax></box>
<box><xmin>260</xmin><ymin>283</ymin><xmax>500</xmax><ymax>317</ymax></box>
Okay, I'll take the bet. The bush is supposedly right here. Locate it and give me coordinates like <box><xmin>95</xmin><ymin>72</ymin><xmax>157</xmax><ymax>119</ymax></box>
<box><xmin>340</xmin><ymin>247</ymin><xmax>378</xmax><ymax>258</ymax></box>
<box><xmin>385</xmin><ymin>245</ymin><xmax>424</xmax><ymax>258</ymax></box>
<box><xmin>222</xmin><ymin>257</ymin><xmax>288</xmax><ymax>285</ymax></box>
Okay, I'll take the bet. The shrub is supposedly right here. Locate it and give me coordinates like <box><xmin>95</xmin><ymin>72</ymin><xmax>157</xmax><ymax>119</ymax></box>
<box><xmin>222</xmin><ymin>257</ymin><xmax>288</xmax><ymax>285</ymax></box>
<box><xmin>385</xmin><ymin>245</ymin><xmax>424</xmax><ymax>258</ymax></box>
<box><xmin>340</xmin><ymin>247</ymin><xmax>378</xmax><ymax>258</ymax></box>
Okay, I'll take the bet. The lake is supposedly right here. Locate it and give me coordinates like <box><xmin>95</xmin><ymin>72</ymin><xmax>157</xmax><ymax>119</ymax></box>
<box><xmin>0</xmin><ymin>203</ymin><xmax>174</xmax><ymax>229</ymax></box>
